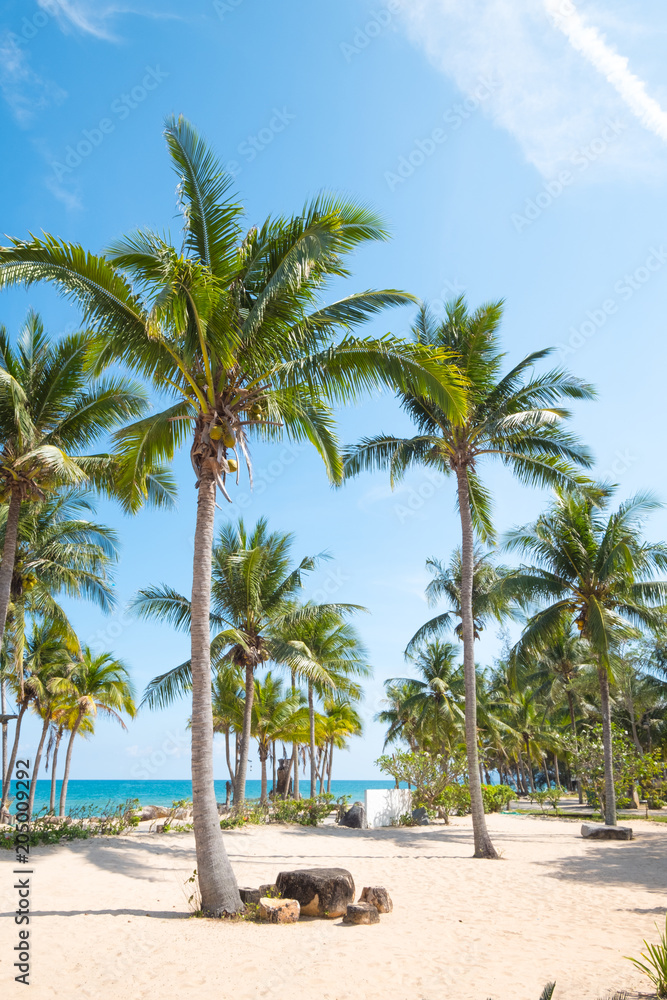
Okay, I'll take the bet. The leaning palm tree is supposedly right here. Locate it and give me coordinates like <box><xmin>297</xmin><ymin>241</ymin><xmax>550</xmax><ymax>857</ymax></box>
<box><xmin>344</xmin><ymin>298</ymin><xmax>595</xmax><ymax>857</ymax></box>
<box><xmin>504</xmin><ymin>488</ymin><xmax>667</xmax><ymax>825</ymax></box>
<box><xmin>52</xmin><ymin>647</ymin><xmax>135</xmax><ymax>816</ymax></box>
<box><xmin>0</xmin><ymin>312</ymin><xmax>158</xmax><ymax>652</ymax></box>
<box><xmin>0</xmin><ymin>118</ymin><xmax>467</xmax><ymax>914</ymax></box>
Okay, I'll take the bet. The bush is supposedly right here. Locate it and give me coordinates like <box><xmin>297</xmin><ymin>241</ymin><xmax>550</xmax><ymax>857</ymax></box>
<box><xmin>0</xmin><ymin>798</ymin><xmax>141</xmax><ymax>848</ymax></box>
<box><xmin>627</xmin><ymin>913</ymin><xmax>667</xmax><ymax>997</ymax></box>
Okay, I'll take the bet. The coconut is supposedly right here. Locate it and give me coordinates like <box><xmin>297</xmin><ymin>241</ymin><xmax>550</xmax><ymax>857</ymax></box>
<box><xmin>209</xmin><ymin>424</ymin><xmax>224</xmax><ymax>441</ymax></box>
<box><xmin>221</xmin><ymin>423</ymin><xmax>236</xmax><ymax>448</ymax></box>
<box><xmin>227</xmin><ymin>458</ymin><xmax>238</xmax><ymax>473</ymax></box>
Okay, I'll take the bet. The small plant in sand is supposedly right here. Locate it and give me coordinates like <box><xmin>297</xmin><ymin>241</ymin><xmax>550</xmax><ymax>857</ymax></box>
<box><xmin>627</xmin><ymin>914</ymin><xmax>667</xmax><ymax>997</ymax></box>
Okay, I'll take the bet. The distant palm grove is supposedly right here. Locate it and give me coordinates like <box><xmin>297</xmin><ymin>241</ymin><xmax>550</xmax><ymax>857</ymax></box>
<box><xmin>0</xmin><ymin>116</ymin><xmax>666</xmax><ymax>917</ymax></box>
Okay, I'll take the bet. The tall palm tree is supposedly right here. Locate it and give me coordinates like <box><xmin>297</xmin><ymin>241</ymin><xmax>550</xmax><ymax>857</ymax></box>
<box><xmin>407</xmin><ymin>546</ymin><xmax>515</xmax><ymax>651</ymax></box>
<box><xmin>504</xmin><ymin>489</ymin><xmax>667</xmax><ymax>825</ymax></box>
<box><xmin>283</xmin><ymin>608</ymin><xmax>370</xmax><ymax>797</ymax></box>
<box><xmin>0</xmin><ymin>621</ymin><xmax>72</xmax><ymax>815</ymax></box>
<box><xmin>250</xmin><ymin>672</ymin><xmax>304</xmax><ymax>804</ymax></box>
<box><xmin>0</xmin><ymin>117</ymin><xmax>465</xmax><ymax>914</ymax></box>
<box><xmin>23</xmin><ymin>627</ymin><xmax>77</xmax><ymax>819</ymax></box>
<box><xmin>136</xmin><ymin>518</ymin><xmax>342</xmax><ymax>805</ymax></box>
<box><xmin>52</xmin><ymin>647</ymin><xmax>135</xmax><ymax>816</ymax></box>
<box><xmin>388</xmin><ymin>640</ymin><xmax>465</xmax><ymax>755</ymax></box>
<box><xmin>319</xmin><ymin>698</ymin><xmax>363</xmax><ymax>793</ymax></box>
<box><xmin>345</xmin><ymin>298</ymin><xmax>595</xmax><ymax>857</ymax></box>
<box><xmin>0</xmin><ymin>312</ymin><xmax>159</xmax><ymax>654</ymax></box>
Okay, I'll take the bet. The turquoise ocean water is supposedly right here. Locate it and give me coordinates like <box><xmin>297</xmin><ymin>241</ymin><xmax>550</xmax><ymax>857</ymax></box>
<box><xmin>8</xmin><ymin>779</ymin><xmax>399</xmax><ymax>815</ymax></box>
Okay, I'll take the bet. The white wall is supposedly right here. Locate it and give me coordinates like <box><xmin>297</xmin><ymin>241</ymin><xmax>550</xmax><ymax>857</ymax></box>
<box><xmin>364</xmin><ymin>788</ymin><xmax>413</xmax><ymax>828</ymax></box>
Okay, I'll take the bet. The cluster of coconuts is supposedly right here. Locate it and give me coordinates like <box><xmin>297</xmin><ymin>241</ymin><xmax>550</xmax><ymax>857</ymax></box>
<box><xmin>209</xmin><ymin>420</ymin><xmax>238</xmax><ymax>472</ymax></box>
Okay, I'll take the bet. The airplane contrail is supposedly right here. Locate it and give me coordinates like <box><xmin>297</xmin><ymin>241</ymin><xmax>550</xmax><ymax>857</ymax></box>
<box><xmin>545</xmin><ymin>0</ymin><xmax>667</xmax><ymax>142</ymax></box>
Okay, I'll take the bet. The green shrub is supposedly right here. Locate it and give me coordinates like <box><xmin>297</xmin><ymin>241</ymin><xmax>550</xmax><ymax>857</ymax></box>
<box><xmin>0</xmin><ymin>798</ymin><xmax>141</xmax><ymax>848</ymax></box>
<box><xmin>627</xmin><ymin>913</ymin><xmax>667</xmax><ymax>997</ymax></box>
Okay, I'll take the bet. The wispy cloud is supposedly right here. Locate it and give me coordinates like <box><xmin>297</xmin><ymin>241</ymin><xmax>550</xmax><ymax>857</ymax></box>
<box><xmin>545</xmin><ymin>0</ymin><xmax>667</xmax><ymax>142</ymax></box>
<box><xmin>0</xmin><ymin>32</ymin><xmax>66</xmax><ymax>124</ymax></box>
<box><xmin>397</xmin><ymin>0</ymin><xmax>667</xmax><ymax>177</ymax></box>
<box><xmin>38</xmin><ymin>1</ymin><xmax>184</xmax><ymax>41</ymax></box>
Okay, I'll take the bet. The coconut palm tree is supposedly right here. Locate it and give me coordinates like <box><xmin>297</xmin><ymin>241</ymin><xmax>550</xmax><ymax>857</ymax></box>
<box><xmin>283</xmin><ymin>607</ymin><xmax>370</xmax><ymax>797</ymax></box>
<box><xmin>387</xmin><ymin>640</ymin><xmax>465</xmax><ymax>755</ymax></box>
<box><xmin>344</xmin><ymin>298</ymin><xmax>595</xmax><ymax>857</ymax></box>
<box><xmin>136</xmin><ymin>519</ymin><xmax>351</xmax><ymax>805</ymax></box>
<box><xmin>407</xmin><ymin>546</ymin><xmax>516</xmax><ymax>652</ymax></box>
<box><xmin>0</xmin><ymin>620</ymin><xmax>73</xmax><ymax>815</ymax></box>
<box><xmin>52</xmin><ymin>647</ymin><xmax>135</xmax><ymax>816</ymax></box>
<box><xmin>250</xmin><ymin>672</ymin><xmax>304</xmax><ymax>804</ymax></box>
<box><xmin>504</xmin><ymin>488</ymin><xmax>667</xmax><ymax>825</ymax></box>
<box><xmin>0</xmin><ymin>116</ymin><xmax>465</xmax><ymax>914</ymax></box>
<box><xmin>23</xmin><ymin>628</ymin><xmax>77</xmax><ymax>819</ymax></box>
<box><xmin>319</xmin><ymin>697</ymin><xmax>363</xmax><ymax>793</ymax></box>
<box><xmin>0</xmin><ymin>312</ymin><xmax>160</xmax><ymax>655</ymax></box>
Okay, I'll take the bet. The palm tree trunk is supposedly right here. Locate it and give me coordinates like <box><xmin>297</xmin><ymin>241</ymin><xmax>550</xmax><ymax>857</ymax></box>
<box><xmin>308</xmin><ymin>682</ymin><xmax>316</xmax><ymax>799</ymax></box>
<box><xmin>1</xmin><ymin>677</ymin><xmax>7</xmax><ymax>799</ymax></box>
<box><xmin>190</xmin><ymin>469</ymin><xmax>242</xmax><ymax>916</ymax></box>
<box><xmin>290</xmin><ymin>670</ymin><xmax>300</xmax><ymax>800</ymax></box>
<box><xmin>259</xmin><ymin>746</ymin><xmax>268</xmax><ymax>805</ymax></box>
<box><xmin>27</xmin><ymin>714</ymin><xmax>50</xmax><ymax>819</ymax></box>
<box><xmin>566</xmin><ymin>690</ymin><xmax>584</xmax><ymax>803</ymax></box>
<box><xmin>272</xmin><ymin>741</ymin><xmax>276</xmax><ymax>795</ymax></box>
<box><xmin>597</xmin><ymin>662</ymin><xmax>617</xmax><ymax>826</ymax></box>
<box><xmin>0</xmin><ymin>487</ymin><xmax>22</xmax><ymax>652</ymax></box>
<box><xmin>59</xmin><ymin>709</ymin><xmax>84</xmax><ymax>816</ymax></box>
<box><xmin>517</xmin><ymin>750</ymin><xmax>528</xmax><ymax>794</ymax></box>
<box><xmin>235</xmin><ymin>664</ymin><xmax>255</xmax><ymax>806</ymax></box>
<box><xmin>224</xmin><ymin>728</ymin><xmax>235</xmax><ymax>794</ymax></box>
<box><xmin>327</xmin><ymin>741</ymin><xmax>333</xmax><ymax>793</ymax></box>
<box><xmin>49</xmin><ymin>729</ymin><xmax>62</xmax><ymax>814</ymax></box>
<box><xmin>456</xmin><ymin>468</ymin><xmax>498</xmax><ymax>858</ymax></box>
<box><xmin>0</xmin><ymin>700</ymin><xmax>27</xmax><ymax>813</ymax></box>
<box><xmin>554</xmin><ymin>753</ymin><xmax>560</xmax><ymax>787</ymax></box>
<box><xmin>524</xmin><ymin>738</ymin><xmax>535</xmax><ymax>791</ymax></box>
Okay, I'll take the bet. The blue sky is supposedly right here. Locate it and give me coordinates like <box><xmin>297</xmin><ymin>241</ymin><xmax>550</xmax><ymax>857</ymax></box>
<box><xmin>2</xmin><ymin>0</ymin><xmax>667</xmax><ymax>781</ymax></box>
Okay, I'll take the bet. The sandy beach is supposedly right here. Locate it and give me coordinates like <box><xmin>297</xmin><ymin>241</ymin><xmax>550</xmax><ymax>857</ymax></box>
<box><xmin>1</xmin><ymin>812</ymin><xmax>665</xmax><ymax>1000</ymax></box>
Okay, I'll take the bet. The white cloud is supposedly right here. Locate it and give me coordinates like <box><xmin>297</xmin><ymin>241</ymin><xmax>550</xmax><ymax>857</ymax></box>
<box><xmin>0</xmin><ymin>33</ymin><xmax>66</xmax><ymax>124</ymax></box>
<box><xmin>397</xmin><ymin>0</ymin><xmax>667</xmax><ymax>177</ymax></box>
<box><xmin>38</xmin><ymin>1</ymin><xmax>183</xmax><ymax>41</ymax></box>
<box><xmin>545</xmin><ymin>0</ymin><xmax>667</xmax><ymax>142</ymax></box>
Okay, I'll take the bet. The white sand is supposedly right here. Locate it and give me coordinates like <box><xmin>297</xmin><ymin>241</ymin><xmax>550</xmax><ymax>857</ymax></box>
<box><xmin>1</xmin><ymin>812</ymin><xmax>665</xmax><ymax>1000</ymax></box>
